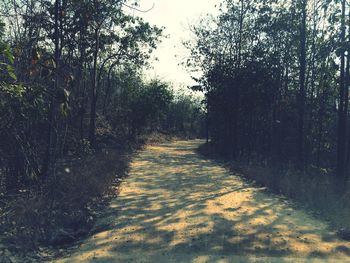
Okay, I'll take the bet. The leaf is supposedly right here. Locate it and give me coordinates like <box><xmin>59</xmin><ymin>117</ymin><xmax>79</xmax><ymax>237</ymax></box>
<box><xmin>60</xmin><ymin>102</ymin><xmax>69</xmax><ymax>116</ymax></box>
<box><xmin>7</xmin><ymin>71</ymin><xmax>17</xmax><ymax>81</ymax></box>
<box><xmin>6</xmin><ymin>65</ymin><xmax>17</xmax><ymax>80</ymax></box>
<box><xmin>4</xmin><ymin>47</ymin><xmax>14</xmax><ymax>64</ymax></box>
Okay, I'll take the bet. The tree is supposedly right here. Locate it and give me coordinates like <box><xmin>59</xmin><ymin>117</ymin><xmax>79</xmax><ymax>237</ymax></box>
<box><xmin>184</xmin><ymin>0</ymin><xmax>349</xmax><ymax>184</ymax></box>
<box><xmin>298</xmin><ymin>0</ymin><xmax>307</xmax><ymax>170</ymax></box>
<box><xmin>0</xmin><ymin>0</ymin><xmax>164</xmax><ymax>190</ymax></box>
<box><xmin>337</xmin><ymin>0</ymin><xmax>348</xmax><ymax>180</ymax></box>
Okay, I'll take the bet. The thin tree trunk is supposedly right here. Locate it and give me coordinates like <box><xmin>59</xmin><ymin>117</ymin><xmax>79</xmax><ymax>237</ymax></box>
<box><xmin>306</xmin><ymin>0</ymin><xmax>318</xmax><ymax>166</ymax></box>
<box><xmin>236</xmin><ymin>0</ymin><xmax>244</xmax><ymax>71</ymax></box>
<box><xmin>88</xmin><ymin>27</ymin><xmax>99</xmax><ymax>146</ymax></box>
<box><xmin>337</xmin><ymin>0</ymin><xmax>347</xmax><ymax>180</ymax></box>
<box><xmin>298</xmin><ymin>0</ymin><xmax>307</xmax><ymax>170</ymax></box>
<box><xmin>102</xmin><ymin>62</ymin><xmax>118</xmax><ymax>115</ymax></box>
<box><xmin>42</xmin><ymin>0</ymin><xmax>60</xmax><ymax>180</ymax></box>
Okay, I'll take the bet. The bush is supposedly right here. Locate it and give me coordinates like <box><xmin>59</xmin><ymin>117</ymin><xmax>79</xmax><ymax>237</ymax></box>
<box><xmin>0</xmin><ymin>146</ymin><xmax>130</xmax><ymax>250</ymax></box>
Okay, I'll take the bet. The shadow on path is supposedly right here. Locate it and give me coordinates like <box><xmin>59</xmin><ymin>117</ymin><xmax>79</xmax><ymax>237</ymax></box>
<box><xmin>56</xmin><ymin>140</ymin><xmax>350</xmax><ymax>263</ymax></box>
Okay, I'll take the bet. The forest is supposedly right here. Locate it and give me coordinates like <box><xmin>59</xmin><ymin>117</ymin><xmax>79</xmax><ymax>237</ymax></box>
<box><xmin>0</xmin><ymin>0</ymin><xmax>204</xmax><ymax>255</ymax></box>
<box><xmin>1</xmin><ymin>0</ymin><xmax>350</xmax><ymax>261</ymax></box>
<box><xmin>183</xmin><ymin>0</ymin><xmax>350</xmax><ymax>243</ymax></box>
<box><xmin>185</xmin><ymin>0</ymin><xmax>350</xmax><ymax>185</ymax></box>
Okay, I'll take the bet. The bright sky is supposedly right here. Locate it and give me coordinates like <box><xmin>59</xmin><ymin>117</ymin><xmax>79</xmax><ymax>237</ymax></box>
<box><xmin>135</xmin><ymin>0</ymin><xmax>219</xmax><ymax>87</ymax></box>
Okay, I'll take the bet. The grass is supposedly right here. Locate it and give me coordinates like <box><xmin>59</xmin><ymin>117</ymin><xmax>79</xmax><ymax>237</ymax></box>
<box><xmin>0</xmin><ymin>147</ymin><xmax>131</xmax><ymax>251</ymax></box>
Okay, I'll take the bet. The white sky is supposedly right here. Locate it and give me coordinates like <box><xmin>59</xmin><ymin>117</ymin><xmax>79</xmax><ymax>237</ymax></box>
<box><xmin>135</xmin><ymin>0</ymin><xmax>219</xmax><ymax>87</ymax></box>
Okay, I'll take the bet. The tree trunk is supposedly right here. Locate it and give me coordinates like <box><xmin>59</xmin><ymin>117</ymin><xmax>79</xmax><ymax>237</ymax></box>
<box><xmin>41</xmin><ymin>0</ymin><xmax>60</xmax><ymax>180</ymax></box>
<box><xmin>297</xmin><ymin>0</ymin><xmax>307</xmax><ymax>170</ymax></box>
<box><xmin>337</xmin><ymin>0</ymin><xmax>347</xmax><ymax>180</ymax></box>
<box><xmin>88</xmin><ymin>27</ymin><xmax>99</xmax><ymax>146</ymax></box>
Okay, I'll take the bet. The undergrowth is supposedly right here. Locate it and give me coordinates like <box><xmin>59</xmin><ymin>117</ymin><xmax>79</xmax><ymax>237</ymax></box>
<box><xmin>0</xmin><ymin>132</ymin><xmax>175</xmax><ymax>259</ymax></box>
<box><xmin>0</xmin><ymin>147</ymin><xmax>131</xmax><ymax>252</ymax></box>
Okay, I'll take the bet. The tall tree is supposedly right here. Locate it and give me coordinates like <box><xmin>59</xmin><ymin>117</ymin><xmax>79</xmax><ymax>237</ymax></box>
<box><xmin>298</xmin><ymin>0</ymin><xmax>307</xmax><ymax>170</ymax></box>
<box><xmin>337</xmin><ymin>0</ymin><xmax>347</xmax><ymax>180</ymax></box>
<box><xmin>42</xmin><ymin>0</ymin><xmax>61</xmax><ymax>179</ymax></box>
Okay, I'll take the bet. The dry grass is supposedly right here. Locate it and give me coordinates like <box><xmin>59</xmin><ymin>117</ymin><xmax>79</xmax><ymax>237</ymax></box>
<box><xmin>138</xmin><ymin>132</ymin><xmax>176</xmax><ymax>145</ymax></box>
<box><xmin>0</xmin><ymin>146</ymin><xmax>133</xmax><ymax>255</ymax></box>
<box><xmin>0</xmin><ymin>132</ymin><xmax>175</xmax><ymax>260</ymax></box>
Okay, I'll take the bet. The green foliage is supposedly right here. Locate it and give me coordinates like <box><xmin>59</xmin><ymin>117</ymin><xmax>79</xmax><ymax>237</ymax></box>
<box><xmin>0</xmin><ymin>23</ymin><xmax>16</xmax><ymax>81</ymax></box>
<box><xmin>132</xmin><ymin>80</ymin><xmax>173</xmax><ymax>126</ymax></box>
<box><xmin>185</xmin><ymin>0</ymin><xmax>344</xmax><ymax>171</ymax></box>
<box><xmin>165</xmin><ymin>89</ymin><xmax>206</xmax><ymax>137</ymax></box>
<box><xmin>0</xmin><ymin>2</ymin><xmax>203</xmax><ymax>252</ymax></box>
<box><xmin>109</xmin><ymin>76</ymin><xmax>174</xmax><ymax>136</ymax></box>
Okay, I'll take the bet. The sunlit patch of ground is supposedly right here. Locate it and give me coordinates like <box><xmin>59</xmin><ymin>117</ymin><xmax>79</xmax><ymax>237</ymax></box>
<box><xmin>55</xmin><ymin>140</ymin><xmax>350</xmax><ymax>262</ymax></box>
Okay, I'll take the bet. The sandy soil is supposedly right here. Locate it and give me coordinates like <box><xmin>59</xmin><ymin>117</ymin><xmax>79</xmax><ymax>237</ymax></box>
<box><xmin>55</xmin><ymin>140</ymin><xmax>350</xmax><ymax>263</ymax></box>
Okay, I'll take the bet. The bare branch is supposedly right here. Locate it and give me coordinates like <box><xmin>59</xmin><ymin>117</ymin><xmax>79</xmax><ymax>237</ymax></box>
<box><xmin>122</xmin><ymin>2</ymin><xmax>155</xmax><ymax>13</ymax></box>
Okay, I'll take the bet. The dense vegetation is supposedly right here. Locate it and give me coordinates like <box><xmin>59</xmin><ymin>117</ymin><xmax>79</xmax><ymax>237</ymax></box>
<box><xmin>0</xmin><ymin>0</ymin><xmax>204</xmax><ymax>252</ymax></box>
<box><xmin>186</xmin><ymin>0</ymin><xmax>350</xmax><ymax>183</ymax></box>
<box><xmin>186</xmin><ymin>0</ymin><xmax>350</xmax><ymax>230</ymax></box>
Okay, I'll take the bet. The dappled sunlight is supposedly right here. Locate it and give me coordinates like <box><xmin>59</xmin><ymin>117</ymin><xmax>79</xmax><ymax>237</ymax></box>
<box><xmin>56</xmin><ymin>140</ymin><xmax>350</xmax><ymax>262</ymax></box>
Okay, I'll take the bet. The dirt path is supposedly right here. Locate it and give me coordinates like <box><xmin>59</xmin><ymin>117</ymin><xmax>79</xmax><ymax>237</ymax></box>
<box><xmin>56</xmin><ymin>140</ymin><xmax>350</xmax><ymax>262</ymax></box>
